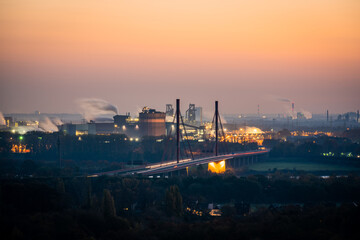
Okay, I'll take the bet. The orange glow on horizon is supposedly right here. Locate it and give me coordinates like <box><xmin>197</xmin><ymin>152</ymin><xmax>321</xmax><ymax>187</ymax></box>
<box><xmin>0</xmin><ymin>1</ymin><xmax>359</xmax><ymax>114</ymax></box>
<box><xmin>1</xmin><ymin>0</ymin><xmax>359</xmax><ymax>68</ymax></box>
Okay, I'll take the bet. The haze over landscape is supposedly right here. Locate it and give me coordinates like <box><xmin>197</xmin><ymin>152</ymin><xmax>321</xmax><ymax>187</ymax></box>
<box><xmin>1</xmin><ymin>0</ymin><xmax>359</xmax><ymax>114</ymax></box>
<box><xmin>1</xmin><ymin>2</ymin><xmax>360</xmax><ymax>240</ymax></box>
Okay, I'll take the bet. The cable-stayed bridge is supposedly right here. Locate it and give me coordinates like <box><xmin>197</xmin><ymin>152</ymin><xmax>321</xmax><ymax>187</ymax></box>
<box><xmin>90</xmin><ymin>99</ymin><xmax>269</xmax><ymax>177</ymax></box>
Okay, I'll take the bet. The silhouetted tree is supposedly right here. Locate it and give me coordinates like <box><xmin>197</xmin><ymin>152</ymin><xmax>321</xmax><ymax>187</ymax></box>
<box><xmin>165</xmin><ymin>185</ymin><xmax>183</xmax><ymax>217</ymax></box>
<box><xmin>56</xmin><ymin>178</ymin><xmax>65</xmax><ymax>193</ymax></box>
<box><xmin>102</xmin><ymin>189</ymin><xmax>116</xmax><ymax>218</ymax></box>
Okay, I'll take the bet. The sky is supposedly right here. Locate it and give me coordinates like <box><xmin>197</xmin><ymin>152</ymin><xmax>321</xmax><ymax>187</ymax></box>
<box><xmin>0</xmin><ymin>0</ymin><xmax>359</xmax><ymax>115</ymax></box>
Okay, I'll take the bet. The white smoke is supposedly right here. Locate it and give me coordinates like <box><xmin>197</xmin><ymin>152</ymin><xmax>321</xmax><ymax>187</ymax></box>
<box><xmin>239</xmin><ymin>126</ymin><xmax>263</xmax><ymax>134</ymax></box>
<box><xmin>300</xmin><ymin>108</ymin><xmax>312</xmax><ymax>119</ymax></box>
<box><xmin>135</xmin><ymin>105</ymin><xmax>143</xmax><ymax>114</ymax></box>
<box><xmin>39</xmin><ymin>117</ymin><xmax>59</xmax><ymax>132</ymax></box>
<box><xmin>0</xmin><ymin>112</ymin><xmax>5</xmax><ymax>125</ymax></box>
<box><xmin>12</xmin><ymin>126</ymin><xmax>44</xmax><ymax>134</ymax></box>
<box><xmin>52</xmin><ymin>117</ymin><xmax>63</xmax><ymax>126</ymax></box>
<box><xmin>202</xmin><ymin>110</ymin><xmax>215</xmax><ymax>122</ymax></box>
<box><xmin>273</xmin><ymin>96</ymin><xmax>312</xmax><ymax>119</ymax></box>
<box><xmin>76</xmin><ymin>98</ymin><xmax>118</xmax><ymax>122</ymax></box>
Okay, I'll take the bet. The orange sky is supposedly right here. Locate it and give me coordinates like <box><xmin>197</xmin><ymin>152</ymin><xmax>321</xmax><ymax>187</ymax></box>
<box><xmin>0</xmin><ymin>0</ymin><xmax>359</xmax><ymax>114</ymax></box>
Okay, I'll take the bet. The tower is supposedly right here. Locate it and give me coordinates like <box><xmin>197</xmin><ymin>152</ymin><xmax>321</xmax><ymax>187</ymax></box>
<box><xmin>166</xmin><ymin>104</ymin><xmax>174</xmax><ymax>117</ymax></box>
<box><xmin>186</xmin><ymin>104</ymin><xmax>196</xmax><ymax>122</ymax></box>
<box><xmin>327</xmin><ymin>110</ymin><xmax>329</xmax><ymax>122</ymax></box>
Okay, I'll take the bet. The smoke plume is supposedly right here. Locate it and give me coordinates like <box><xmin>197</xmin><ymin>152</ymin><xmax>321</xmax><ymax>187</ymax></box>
<box><xmin>14</xmin><ymin>126</ymin><xmax>44</xmax><ymax>134</ymax></box>
<box><xmin>243</xmin><ymin>127</ymin><xmax>263</xmax><ymax>134</ymax></box>
<box><xmin>52</xmin><ymin>117</ymin><xmax>63</xmax><ymax>126</ymax></box>
<box><xmin>76</xmin><ymin>98</ymin><xmax>118</xmax><ymax>122</ymax></box>
<box><xmin>0</xmin><ymin>112</ymin><xmax>5</xmax><ymax>125</ymax></box>
<box><xmin>39</xmin><ymin>117</ymin><xmax>59</xmax><ymax>132</ymax></box>
<box><xmin>276</xmin><ymin>97</ymin><xmax>291</xmax><ymax>103</ymax></box>
<box><xmin>273</xmin><ymin>96</ymin><xmax>312</xmax><ymax>119</ymax></box>
<box><xmin>300</xmin><ymin>108</ymin><xmax>313</xmax><ymax>119</ymax></box>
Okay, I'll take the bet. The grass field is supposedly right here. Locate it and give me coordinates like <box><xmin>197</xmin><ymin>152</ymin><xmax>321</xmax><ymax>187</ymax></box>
<box><xmin>249</xmin><ymin>160</ymin><xmax>360</xmax><ymax>172</ymax></box>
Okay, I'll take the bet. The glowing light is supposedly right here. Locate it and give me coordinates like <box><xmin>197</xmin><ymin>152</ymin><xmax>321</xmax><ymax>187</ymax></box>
<box><xmin>11</xmin><ymin>144</ymin><xmax>30</xmax><ymax>153</ymax></box>
<box><xmin>208</xmin><ymin>160</ymin><xmax>226</xmax><ymax>173</ymax></box>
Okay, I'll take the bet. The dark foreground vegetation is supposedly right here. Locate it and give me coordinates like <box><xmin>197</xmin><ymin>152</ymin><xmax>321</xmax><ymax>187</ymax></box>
<box><xmin>1</xmin><ymin>174</ymin><xmax>360</xmax><ymax>239</ymax></box>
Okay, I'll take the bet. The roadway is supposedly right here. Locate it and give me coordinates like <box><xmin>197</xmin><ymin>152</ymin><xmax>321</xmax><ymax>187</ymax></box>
<box><xmin>89</xmin><ymin>149</ymin><xmax>269</xmax><ymax>177</ymax></box>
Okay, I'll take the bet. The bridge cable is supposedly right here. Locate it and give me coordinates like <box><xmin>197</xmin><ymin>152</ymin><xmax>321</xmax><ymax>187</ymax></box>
<box><xmin>211</xmin><ymin>112</ymin><xmax>217</xmax><ymax>154</ymax></box>
<box><xmin>218</xmin><ymin>114</ymin><xmax>230</xmax><ymax>154</ymax></box>
<box><xmin>179</xmin><ymin>129</ymin><xmax>189</xmax><ymax>160</ymax></box>
<box><xmin>180</xmin><ymin>112</ymin><xmax>195</xmax><ymax>160</ymax></box>
<box><xmin>160</xmin><ymin>116</ymin><xmax>176</xmax><ymax>165</ymax></box>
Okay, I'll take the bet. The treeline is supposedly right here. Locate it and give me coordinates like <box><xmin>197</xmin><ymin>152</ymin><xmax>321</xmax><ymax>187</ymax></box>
<box><xmin>1</xmin><ymin>175</ymin><xmax>360</xmax><ymax>239</ymax></box>
<box><xmin>0</xmin><ymin>132</ymin><xmax>254</xmax><ymax>164</ymax></box>
<box><xmin>264</xmin><ymin>136</ymin><xmax>360</xmax><ymax>158</ymax></box>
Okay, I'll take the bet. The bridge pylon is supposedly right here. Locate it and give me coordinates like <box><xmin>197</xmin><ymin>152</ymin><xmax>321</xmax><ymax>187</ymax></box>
<box><xmin>215</xmin><ymin>100</ymin><xmax>219</xmax><ymax>156</ymax></box>
<box><xmin>176</xmin><ymin>99</ymin><xmax>180</xmax><ymax>164</ymax></box>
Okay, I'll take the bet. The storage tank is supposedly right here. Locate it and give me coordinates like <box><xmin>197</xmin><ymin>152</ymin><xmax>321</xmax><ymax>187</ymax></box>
<box><xmin>139</xmin><ymin>107</ymin><xmax>166</xmax><ymax>137</ymax></box>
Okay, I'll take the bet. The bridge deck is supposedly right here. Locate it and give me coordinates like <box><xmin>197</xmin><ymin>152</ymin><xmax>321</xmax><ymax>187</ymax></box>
<box><xmin>89</xmin><ymin>149</ymin><xmax>269</xmax><ymax>177</ymax></box>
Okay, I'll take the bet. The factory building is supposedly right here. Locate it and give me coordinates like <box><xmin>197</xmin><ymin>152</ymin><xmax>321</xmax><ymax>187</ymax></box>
<box><xmin>4</xmin><ymin>117</ymin><xmax>14</xmax><ymax>128</ymax></box>
<box><xmin>139</xmin><ymin>107</ymin><xmax>166</xmax><ymax>137</ymax></box>
<box><xmin>59</xmin><ymin>107</ymin><xmax>165</xmax><ymax>138</ymax></box>
<box><xmin>195</xmin><ymin>107</ymin><xmax>203</xmax><ymax>123</ymax></box>
<box><xmin>186</xmin><ymin>104</ymin><xmax>196</xmax><ymax>122</ymax></box>
<box><xmin>93</xmin><ymin>123</ymin><xmax>114</xmax><ymax>134</ymax></box>
<box><xmin>114</xmin><ymin>114</ymin><xmax>141</xmax><ymax>138</ymax></box>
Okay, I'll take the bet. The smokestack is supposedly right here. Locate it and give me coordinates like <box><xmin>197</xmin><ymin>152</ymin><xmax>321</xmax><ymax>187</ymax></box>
<box><xmin>327</xmin><ymin>110</ymin><xmax>329</xmax><ymax>122</ymax></box>
<box><xmin>292</xmin><ymin>102</ymin><xmax>295</xmax><ymax>113</ymax></box>
<box><xmin>257</xmin><ymin>104</ymin><xmax>260</xmax><ymax>116</ymax></box>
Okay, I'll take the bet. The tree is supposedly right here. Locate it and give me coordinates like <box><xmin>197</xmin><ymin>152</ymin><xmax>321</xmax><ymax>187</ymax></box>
<box><xmin>56</xmin><ymin>178</ymin><xmax>65</xmax><ymax>193</ymax></box>
<box><xmin>102</xmin><ymin>189</ymin><xmax>116</xmax><ymax>218</ymax></box>
<box><xmin>165</xmin><ymin>185</ymin><xmax>183</xmax><ymax>217</ymax></box>
<box><xmin>20</xmin><ymin>159</ymin><xmax>37</xmax><ymax>176</ymax></box>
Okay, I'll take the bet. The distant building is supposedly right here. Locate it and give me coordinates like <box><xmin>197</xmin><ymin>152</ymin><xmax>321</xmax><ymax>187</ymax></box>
<box><xmin>94</xmin><ymin>123</ymin><xmax>114</xmax><ymax>134</ymax></box>
<box><xmin>61</xmin><ymin>123</ymin><xmax>76</xmax><ymax>135</ymax></box>
<box><xmin>195</xmin><ymin>107</ymin><xmax>203</xmax><ymax>123</ymax></box>
<box><xmin>113</xmin><ymin>114</ymin><xmax>140</xmax><ymax>138</ymax></box>
<box><xmin>186</xmin><ymin>104</ymin><xmax>196</xmax><ymax>122</ymax></box>
<box><xmin>139</xmin><ymin>107</ymin><xmax>166</xmax><ymax>137</ymax></box>
<box><xmin>4</xmin><ymin>117</ymin><xmax>13</xmax><ymax>128</ymax></box>
<box><xmin>114</xmin><ymin>114</ymin><xmax>129</xmax><ymax>128</ymax></box>
<box><xmin>60</xmin><ymin>109</ymin><xmax>165</xmax><ymax>138</ymax></box>
<box><xmin>165</xmin><ymin>104</ymin><xmax>174</xmax><ymax>117</ymax></box>
<box><xmin>297</xmin><ymin>112</ymin><xmax>305</xmax><ymax>119</ymax></box>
